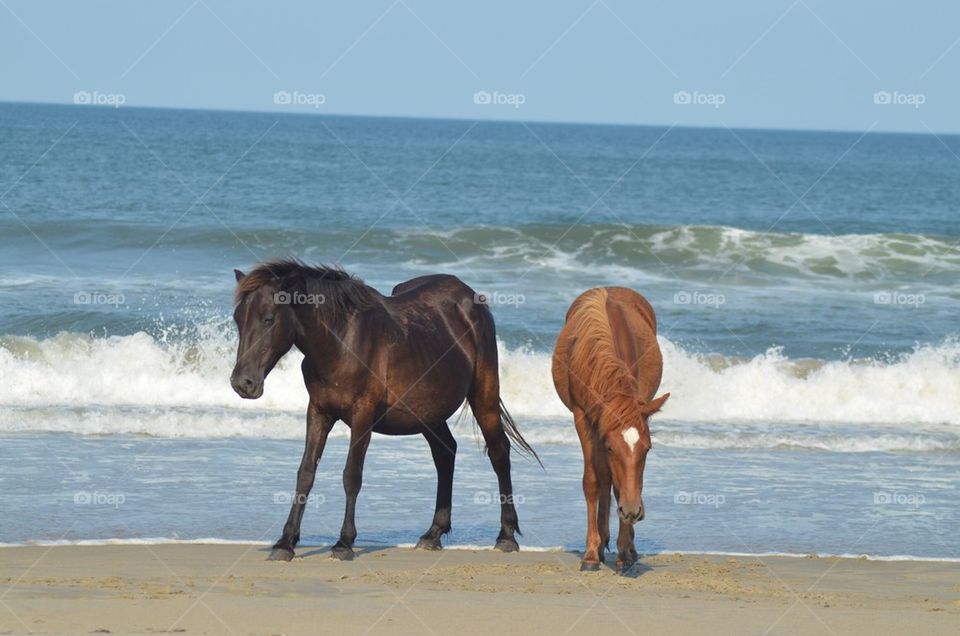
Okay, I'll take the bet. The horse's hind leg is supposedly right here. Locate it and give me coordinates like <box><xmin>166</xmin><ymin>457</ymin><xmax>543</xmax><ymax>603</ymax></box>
<box><xmin>416</xmin><ymin>421</ymin><xmax>457</xmax><ymax>550</ymax></box>
<box><xmin>468</xmin><ymin>366</ymin><xmax>520</xmax><ymax>552</ymax></box>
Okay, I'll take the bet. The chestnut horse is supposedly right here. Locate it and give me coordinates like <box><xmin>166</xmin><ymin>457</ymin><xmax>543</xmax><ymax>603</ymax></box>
<box><xmin>552</xmin><ymin>287</ymin><xmax>669</xmax><ymax>571</ymax></box>
<box><xmin>230</xmin><ymin>260</ymin><xmax>538</xmax><ymax>561</ymax></box>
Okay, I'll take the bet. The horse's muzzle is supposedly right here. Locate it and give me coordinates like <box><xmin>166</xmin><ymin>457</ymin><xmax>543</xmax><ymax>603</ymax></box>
<box><xmin>231</xmin><ymin>373</ymin><xmax>263</xmax><ymax>399</ymax></box>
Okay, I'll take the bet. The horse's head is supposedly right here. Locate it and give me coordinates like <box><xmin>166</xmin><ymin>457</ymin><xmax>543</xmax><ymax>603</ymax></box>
<box><xmin>600</xmin><ymin>392</ymin><xmax>669</xmax><ymax>525</ymax></box>
<box><xmin>230</xmin><ymin>269</ymin><xmax>297</xmax><ymax>399</ymax></box>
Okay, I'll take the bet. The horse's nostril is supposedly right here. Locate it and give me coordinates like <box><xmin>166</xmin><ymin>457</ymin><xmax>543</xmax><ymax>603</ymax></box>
<box><xmin>231</xmin><ymin>375</ymin><xmax>257</xmax><ymax>396</ymax></box>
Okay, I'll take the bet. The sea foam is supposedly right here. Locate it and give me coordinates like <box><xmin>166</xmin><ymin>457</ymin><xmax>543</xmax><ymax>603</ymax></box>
<box><xmin>1</xmin><ymin>326</ymin><xmax>958</xmax><ymax>445</ymax></box>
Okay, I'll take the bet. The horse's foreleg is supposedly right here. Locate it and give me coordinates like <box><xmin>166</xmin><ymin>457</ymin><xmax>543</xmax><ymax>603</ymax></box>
<box><xmin>616</xmin><ymin>519</ymin><xmax>638</xmax><ymax>572</ymax></box>
<box><xmin>268</xmin><ymin>407</ymin><xmax>334</xmax><ymax>561</ymax></box>
<box><xmin>597</xmin><ymin>464</ymin><xmax>612</xmax><ymax>555</ymax></box>
<box><xmin>331</xmin><ymin>407</ymin><xmax>374</xmax><ymax>561</ymax></box>
<box><xmin>416</xmin><ymin>421</ymin><xmax>457</xmax><ymax>550</ymax></box>
<box><xmin>612</xmin><ymin>486</ymin><xmax>638</xmax><ymax>572</ymax></box>
<box><xmin>575</xmin><ymin>408</ymin><xmax>604</xmax><ymax>571</ymax></box>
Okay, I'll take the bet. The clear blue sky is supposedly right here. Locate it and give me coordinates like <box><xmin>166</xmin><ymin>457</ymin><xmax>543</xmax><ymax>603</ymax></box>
<box><xmin>2</xmin><ymin>0</ymin><xmax>958</xmax><ymax>133</ymax></box>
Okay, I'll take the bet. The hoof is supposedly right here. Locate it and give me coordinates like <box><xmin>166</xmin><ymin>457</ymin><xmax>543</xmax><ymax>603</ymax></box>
<box><xmin>580</xmin><ymin>560</ymin><xmax>602</xmax><ymax>572</ymax></box>
<box><xmin>330</xmin><ymin>545</ymin><xmax>355</xmax><ymax>561</ymax></box>
<box><xmin>416</xmin><ymin>536</ymin><xmax>443</xmax><ymax>551</ymax></box>
<box><xmin>494</xmin><ymin>538</ymin><xmax>519</xmax><ymax>553</ymax></box>
<box><xmin>615</xmin><ymin>559</ymin><xmax>636</xmax><ymax>574</ymax></box>
<box><xmin>266</xmin><ymin>547</ymin><xmax>295</xmax><ymax>562</ymax></box>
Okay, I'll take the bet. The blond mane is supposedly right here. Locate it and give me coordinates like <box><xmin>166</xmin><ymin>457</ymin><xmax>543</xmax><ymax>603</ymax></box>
<box><xmin>567</xmin><ymin>289</ymin><xmax>649</xmax><ymax>435</ymax></box>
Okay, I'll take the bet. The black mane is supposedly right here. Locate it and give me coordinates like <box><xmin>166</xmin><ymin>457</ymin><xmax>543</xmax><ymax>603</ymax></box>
<box><xmin>235</xmin><ymin>259</ymin><xmax>381</xmax><ymax>324</ymax></box>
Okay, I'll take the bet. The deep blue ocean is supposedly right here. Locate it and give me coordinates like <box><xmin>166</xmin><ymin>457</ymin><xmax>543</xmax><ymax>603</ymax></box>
<box><xmin>0</xmin><ymin>102</ymin><xmax>957</xmax><ymax>559</ymax></box>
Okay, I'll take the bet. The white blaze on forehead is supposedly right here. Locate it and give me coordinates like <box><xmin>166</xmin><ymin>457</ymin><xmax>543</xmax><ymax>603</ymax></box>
<box><xmin>622</xmin><ymin>426</ymin><xmax>641</xmax><ymax>452</ymax></box>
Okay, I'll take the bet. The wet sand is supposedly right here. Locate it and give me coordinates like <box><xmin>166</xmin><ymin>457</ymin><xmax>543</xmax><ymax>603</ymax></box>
<box><xmin>1</xmin><ymin>544</ymin><xmax>958</xmax><ymax>635</ymax></box>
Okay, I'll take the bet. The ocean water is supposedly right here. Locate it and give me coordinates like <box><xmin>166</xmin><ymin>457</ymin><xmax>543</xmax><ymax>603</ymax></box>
<box><xmin>0</xmin><ymin>102</ymin><xmax>958</xmax><ymax>559</ymax></box>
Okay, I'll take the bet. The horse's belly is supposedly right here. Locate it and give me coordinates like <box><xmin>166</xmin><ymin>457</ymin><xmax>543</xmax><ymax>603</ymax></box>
<box><xmin>376</xmin><ymin>397</ymin><xmax>464</xmax><ymax>432</ymax></box>
<box><xmin>371</xmin><ymin>418</ymin><xmax>422</xmax><ymax>436</ymax></box>
<box><xmin>383</xmin><ymin>351</ymin><xmax>472</xmax><ymax>425</ymax></box>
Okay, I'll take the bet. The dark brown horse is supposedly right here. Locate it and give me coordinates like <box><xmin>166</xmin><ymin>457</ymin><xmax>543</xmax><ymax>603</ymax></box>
<box><xmin>552</xmin><ymin>287</ymin><xmax>669</xmax><ymax>572</ymax></box>
<box><xmin>230</xmin><ymin>260</ymin><xmax>538</xmax><ymax>561</ymax></box>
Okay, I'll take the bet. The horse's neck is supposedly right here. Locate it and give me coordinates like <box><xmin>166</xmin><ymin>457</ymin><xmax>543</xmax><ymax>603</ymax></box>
<box><xmin>292</xmin><ymin>308</ymin><xmax>349</xmax><ymax>362</ymax></box>
<box><xmin>292</xmin><ymin>302</ymin><xmax>391</xmax><ymax>362</ymax></box>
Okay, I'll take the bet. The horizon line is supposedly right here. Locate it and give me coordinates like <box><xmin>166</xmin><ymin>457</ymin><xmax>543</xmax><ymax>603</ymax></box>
<box><xmin>2</xmin><ymin>99</ymin><xmax>957</xmax><ymax>138</ymax></box>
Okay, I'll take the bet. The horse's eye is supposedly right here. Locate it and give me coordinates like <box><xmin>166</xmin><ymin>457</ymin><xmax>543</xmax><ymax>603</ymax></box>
<box><xmin>263</xmin><ymin>315</ymin><xmax>275</xmax><ymax>325</ymax></box>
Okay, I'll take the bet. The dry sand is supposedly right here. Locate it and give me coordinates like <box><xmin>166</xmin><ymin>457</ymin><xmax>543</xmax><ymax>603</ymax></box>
<box><xmin>1</xmin><ymin>544</ymin><xmax>958</xmax><ymax>635</ymax></box>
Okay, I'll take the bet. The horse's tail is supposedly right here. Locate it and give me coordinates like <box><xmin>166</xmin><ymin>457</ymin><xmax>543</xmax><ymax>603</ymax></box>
<box><xmin>498</xmin><ymin>399</ymin><xmax>543</xmax><ymax>468</ymax></box>
<box><xmin>467</xmin><ymin>289</ymin><xmax>542</xmax><ymax>467</ymax></box>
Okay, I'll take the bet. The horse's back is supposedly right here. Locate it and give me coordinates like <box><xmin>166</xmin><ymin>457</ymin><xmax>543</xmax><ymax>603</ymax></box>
<box><xmin>387</xmin><ymin>272</ymin><xmax>496</xmax><ymax>358</ymax></box>
<box><xmin>392</xmin><ymin>274</ymin><xmax>460</xmax><ymax>297</ymax></box>
<box><xmin>603</xmin><ymin>288</ymin><xmax>661</xmax><ymax>400</ymax></box>
<box><xmin>552</xmin><ymin>287</ymin><xmax>662</xmax><ymax>410</ymax></box>
<box><xmin>603</xmin><ymin>287</ymin><xmax>657</xmax><ymax>334</ymax></box>
<box><xmin>364</xmin><ymin>274</ymin><xmax>493</xmax><ymax>428</ymax></box>
<box><xmin>390</xmin><ymin>274</ymin><xmax>480</xmax><ymax>308</ymax></box>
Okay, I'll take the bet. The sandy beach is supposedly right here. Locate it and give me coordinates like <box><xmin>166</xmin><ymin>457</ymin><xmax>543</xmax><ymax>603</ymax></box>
<box><xmin>0</xmin><ymin>544</ymin><xmax>957</xmax><ymax>635</ymax></box>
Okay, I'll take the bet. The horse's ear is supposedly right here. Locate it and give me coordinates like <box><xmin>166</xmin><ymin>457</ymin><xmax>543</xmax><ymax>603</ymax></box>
<box><xmin>234</xmin><ymin>269</ymin><xmax>246</xmax><ymax>282</ymax></box>
<box><xmin>641</xmin><ymin>392</ymin><xmax>670</xmax><ymax>416</ymax></box>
